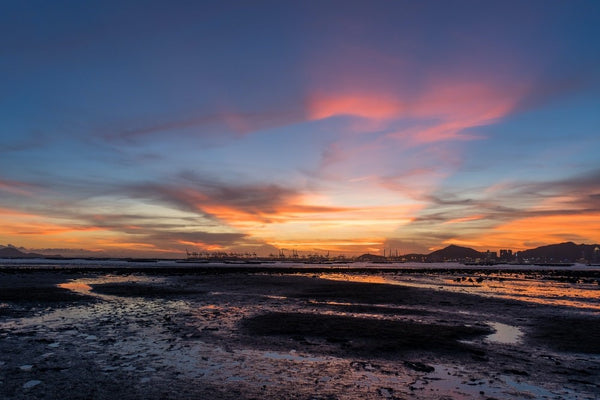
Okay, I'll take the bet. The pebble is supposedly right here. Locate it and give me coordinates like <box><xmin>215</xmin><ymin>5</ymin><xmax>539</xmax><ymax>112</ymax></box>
<box><xmin>23</xmin><ymin>380</ymin><xmax>42</xmax><ymax>389</ymax></box>
<box><xmin>19</xmin><ymin>365</ymin><xmax>33</xmax><ymax>371</ymax></box>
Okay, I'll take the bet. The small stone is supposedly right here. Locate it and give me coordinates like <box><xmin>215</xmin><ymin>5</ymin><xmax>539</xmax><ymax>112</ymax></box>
<box><xmin>23</xmin><ymin>380</ymin><xmax>42</xmax><ymax>389</ymax></box>
<box><xmin>404</xmin><ymin>361</ymin><xmax>435</xmax><ymax>373</ymax></box>
<box><xmin>19</xmin><ymin>365</ymin><xmax>33</xmax><ymax>371</ymax></box>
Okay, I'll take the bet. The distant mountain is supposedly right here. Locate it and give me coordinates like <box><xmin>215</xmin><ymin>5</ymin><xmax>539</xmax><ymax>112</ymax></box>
<box><xmin>0</xmin><ymin>246</ymin><xmax>44</xmax><ymax>258</ymax></box>
<box><xmin>356</xmin><ymin>253</ymin><xmax>388</xmax><ymax>262</ymax></box>
<box><xmin>518</xmin><ymin>242</ymin><xmax>600</xmax><ymax>262</ymax></box>
<box><xmin>426</xmin><ymin>245</ymin><xmax>482</xmax><ymax>262</ymax></box>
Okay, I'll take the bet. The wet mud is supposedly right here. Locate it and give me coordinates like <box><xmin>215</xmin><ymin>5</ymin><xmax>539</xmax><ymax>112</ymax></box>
<box><xmin>241</xmin><ymin>312</ymin><xmax>491</xmax><ymax>357</ymax></box>
<box><xmin>1</xmin><ymin>271</ymin><xmax>599</xmax><ymax>399</ymax></box>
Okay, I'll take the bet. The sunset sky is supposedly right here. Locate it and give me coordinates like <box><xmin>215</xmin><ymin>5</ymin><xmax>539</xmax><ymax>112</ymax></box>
<box><xmin>1</xmin><ymin>1</ymin><xmax>599</xmax><ymax>257</ymax></box>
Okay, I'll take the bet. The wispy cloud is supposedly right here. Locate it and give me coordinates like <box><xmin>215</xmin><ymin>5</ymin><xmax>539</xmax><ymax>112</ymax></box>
<box><xmin>387</xmin><ymin>168</ymin><xmax>600</xmax><ymax>251</ymax></box>
<box><xmin>308</xmin><ymin>93</ymin><xmax>403</xmax><ymax>120</ymax></box>
<box><xmin>104</xmin><ymin>107</ymin><xmax>305</xmax><ymax>143</ymax></box>
<box><xmin>0</xmin><ymin>178</ymin><xmax>37</xmax><ymax>196</ymax></box>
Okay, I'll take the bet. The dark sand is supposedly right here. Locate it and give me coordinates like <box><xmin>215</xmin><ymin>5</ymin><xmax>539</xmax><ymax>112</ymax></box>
<box><xmin>1</xmin><ymin>270</ymin><xmax>599</xmax><ymax>399</ymax></box>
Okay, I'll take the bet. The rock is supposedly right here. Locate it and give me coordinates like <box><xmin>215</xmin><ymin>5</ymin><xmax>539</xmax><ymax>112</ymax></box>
<box><xmin>377</xmin><ymin>387</ymin><xmax>394</xmax><ymax>398</ymax></box>
<box><xmin>404</xmin><ymin>361</ymin><xmax>435</xmax><ymax>373</ymax></box>
<box><xmin>23</xmin><ymin>380</ymin><xmax>42</xmax><ymax>389</ymax></box>
<box><xmin>19</xmin><ymin>365</ymin><xmax>33</xmax><ymax>371</ymax></box>
<box><xmin>502</xmin><ymin>369</ymin><xmax>529</xmax><ymax>376</ymax></box>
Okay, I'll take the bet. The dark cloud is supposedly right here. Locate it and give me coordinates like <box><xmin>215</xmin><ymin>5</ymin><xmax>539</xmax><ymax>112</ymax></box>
<box><xmin>396</xmin><ymin>168</ymin><xmax>600</xmax><ymax>244</ymax></box>
<box><xmin>104</xmin><ymin>107</ymin><xmax>306</xmax><ymax>144</ymax></box>
<box><xmin>128</xmin><ymin>181</ymin><xmax>297</xmax><ymax>220</ymax></box>
<box><xmin>145</xmin><ymin>231</ymin><xmax>247</xmax><ymax>246</ymax></box>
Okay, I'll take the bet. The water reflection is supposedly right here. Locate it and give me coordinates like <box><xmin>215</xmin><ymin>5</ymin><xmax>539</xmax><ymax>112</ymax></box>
<box><xmin>318</xmin><ymin>273</ymin><xmax>600</xmax><ymax>311</ymax></box>
<box><xmin>485</xmin><ymin>322</ymin><xmax>523</xmax><ymax>344</ymax></box>
<box><xmin>57</xmin><ymin>282</ymin><xmax>92</xmax><ymax>293</ymax></box>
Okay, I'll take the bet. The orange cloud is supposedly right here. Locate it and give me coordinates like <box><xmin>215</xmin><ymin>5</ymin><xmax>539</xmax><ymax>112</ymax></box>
<box><xmin>177</xmin><ymin>240</ymin><xmax>225</xmax><ymax>251</ymax></box>
<box><xmin>443</xmin><ymin>215</ymin><xmax>485</xmax><ymax>225</ymax></box>
<box><xmin>308</xmin><ymin>93</ymin><xmax>403</xmax><ymax>120</ymax></box>
<box><xmin>0</xmin><ymin>208</ymin><xmax>37</xmax><ymax>218</ymax></box>
<box><xmin>461</xmin><ymin>213</ymin><xmax>600</xmax><ymax>251</ymax></box>
<box><xmin>0</xmin><ymin>207</ymin><xmax>120</xmax><ymax>251</ymax></box>
<box><xmin>266</xmin><ymin>237</ymin><xmax>385</xmax><ymax>255</ymax></box>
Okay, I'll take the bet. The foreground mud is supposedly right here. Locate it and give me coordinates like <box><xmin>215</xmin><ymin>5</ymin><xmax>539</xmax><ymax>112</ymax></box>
<box><xmin>1</xmin><ymin>271</ymin><xmax>599</xmax><ymax>399</ymax></box>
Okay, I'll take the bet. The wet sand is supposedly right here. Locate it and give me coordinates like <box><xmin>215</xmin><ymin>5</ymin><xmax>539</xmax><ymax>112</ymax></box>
<box><xmin>1</xmin><ymin>270</ymin><xmax>599</xmax><ymax>399</ymax></box>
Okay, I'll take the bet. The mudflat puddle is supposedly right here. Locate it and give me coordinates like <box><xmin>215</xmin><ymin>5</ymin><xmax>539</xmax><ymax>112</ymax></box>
<box><xmin>485</xmin><ymin>322</ymin><xmax>523</xmax><ymax>344</ymax></box>
<box><xmin>411</xmin><ymin>363</ymin><xmax>579</xmax><ymax>399</ymax></box>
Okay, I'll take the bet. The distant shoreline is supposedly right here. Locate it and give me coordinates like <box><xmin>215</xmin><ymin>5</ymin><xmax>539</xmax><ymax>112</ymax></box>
<box><xmin>1</xmin><ymin>261</ymin><xmax>600</xmax><ymax>280</ymax></box>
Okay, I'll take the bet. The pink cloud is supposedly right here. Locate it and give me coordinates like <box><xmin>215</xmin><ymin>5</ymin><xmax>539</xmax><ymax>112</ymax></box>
<box><xmin>308</xmin><ymin>93</ymin><xmax>404</xmax><ymax>120</ymax></box>
<box><xmin>0</xmin><ymin>179</ymin><xmax>35</xmax><ymax>196</ymax></box>
<box><xmin>306</xmin><ymin>77</ymin><xmax>525</xmax><ymax>144</ymax></box>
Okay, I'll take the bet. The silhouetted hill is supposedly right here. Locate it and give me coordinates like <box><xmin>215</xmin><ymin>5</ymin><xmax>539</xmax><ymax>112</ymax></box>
<box><xmin>519</xmin><ymin>242</ymin><xmax>600</xmax><ymax>262</ymax></box>
<box><xmin>0</xmin><ymin>246</ymin><xmax>44</xmax><ymax>258</ymax></box>
<box><xmin>356</xmin><ymin>253</ymin><xmax>387</xmax><ymax>262</ymax></box>
<box><xmin>426</xmin><ymin>245</ymin><xmax>482</xmax><ymax>262</ymax></box>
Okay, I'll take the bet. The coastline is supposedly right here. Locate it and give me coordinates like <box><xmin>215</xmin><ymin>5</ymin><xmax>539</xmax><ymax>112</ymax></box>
<box><xmin>1</xmin><ymin>269</ymin><xmax>599</xmax><ymax>399</ymax></box>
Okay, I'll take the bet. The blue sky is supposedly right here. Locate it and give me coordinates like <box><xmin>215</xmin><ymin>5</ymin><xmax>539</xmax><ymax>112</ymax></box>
<box><xmin>1</xmin><ymin>1</ymin><xmax>599</xmax><ymax>257</ymax></box>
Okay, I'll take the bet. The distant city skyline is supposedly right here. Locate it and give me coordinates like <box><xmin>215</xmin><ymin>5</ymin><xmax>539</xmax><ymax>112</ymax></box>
<box><xmin>1</xmin><ymin>1</ymin><xmax>599</xmax><ymax>258</ymax></box>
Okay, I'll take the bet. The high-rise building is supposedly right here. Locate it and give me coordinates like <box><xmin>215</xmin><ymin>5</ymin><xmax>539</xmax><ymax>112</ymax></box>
<box><xmin>499</xmin><ymin>249</ymin><xmax>513</xmax><ymax>261</ymax></box>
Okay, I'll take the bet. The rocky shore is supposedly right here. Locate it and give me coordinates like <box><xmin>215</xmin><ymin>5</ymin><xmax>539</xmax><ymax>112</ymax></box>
<box><xmin>1</xmin><ymin>270</ymin><xmax>599</xmax><ymax>399</ymax></box>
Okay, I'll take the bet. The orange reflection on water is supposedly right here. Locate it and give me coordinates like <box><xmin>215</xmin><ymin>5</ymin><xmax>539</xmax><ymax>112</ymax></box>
<box><xmin>318</xmin><ymin>273</ymin><xmax>390</xmax><ymax>285</ymax></box>
<box><xmin>58</xmin><ymin>282</ymin><xmax>92</xmax><ymax>291</ymax></box>
<box><xmin>319</xmin><ymin>273</ymin><xmax>600</xmax><ymax>311</ymax></box>
<box><xmin>468</xmin><ymin>276</ymin><xmax>600</xmax><ymax>311</ymax></box>
<box><xmin>57</xmin><ymin>282</ymin><xmax>92</xmax><ymax>293</ymax></box>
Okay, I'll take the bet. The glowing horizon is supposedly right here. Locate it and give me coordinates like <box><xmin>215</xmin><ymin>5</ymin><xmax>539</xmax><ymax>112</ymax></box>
<box><xmin>1</xmin><ymin>2</ymin><xmax>599</xmax><ymax>258</ymax></box>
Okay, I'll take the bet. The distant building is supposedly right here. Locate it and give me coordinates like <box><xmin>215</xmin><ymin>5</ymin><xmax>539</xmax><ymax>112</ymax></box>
<box><xmin>499</xmin><ymin>249</ymin><xmax>513</xmax><ymax>262</ymax></box>
<box><xmin>485</xmin><ymin>250</ymin><xmax>497</xmax><ymax>262</ymax></box>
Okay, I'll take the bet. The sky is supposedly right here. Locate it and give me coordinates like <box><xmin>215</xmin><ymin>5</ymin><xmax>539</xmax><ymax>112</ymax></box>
<box><xmin>1</xmin><ymin>1</ymin><xmax>600</xmax><ymax>257</ymax></box>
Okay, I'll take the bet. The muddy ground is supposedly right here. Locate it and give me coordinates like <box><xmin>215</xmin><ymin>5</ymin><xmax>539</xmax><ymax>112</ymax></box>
<box><xmin>0</xmin><ymin>270</ymin><xmax>599</xmax><ymax>399</ymax></box>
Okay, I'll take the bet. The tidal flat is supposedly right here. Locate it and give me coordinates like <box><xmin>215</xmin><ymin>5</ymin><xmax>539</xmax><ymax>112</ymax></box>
<box><xmin>0</xmin><ymin>269</ymin><xmax>599</xmax><ymax>399</ymax></box>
